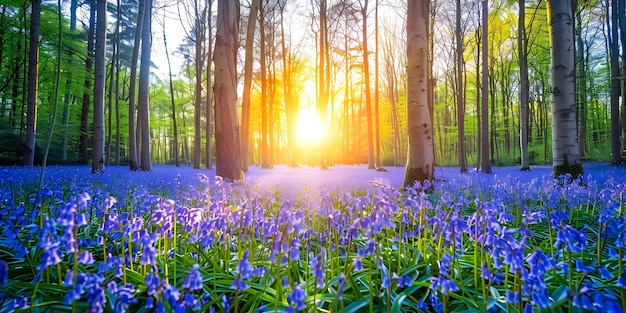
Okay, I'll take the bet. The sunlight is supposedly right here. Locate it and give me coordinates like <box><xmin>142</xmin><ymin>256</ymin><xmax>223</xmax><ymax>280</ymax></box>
<box><xmin>296</xmin><ymin>106</ymin><xmax>323</xmax><ymax>145</ymax></box>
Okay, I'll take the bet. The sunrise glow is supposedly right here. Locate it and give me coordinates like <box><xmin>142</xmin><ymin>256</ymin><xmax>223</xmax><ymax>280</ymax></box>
<box><xmin>296</xmin><ymin>106</ymin><xmax>323</xmax><ymax>145</ymax></box>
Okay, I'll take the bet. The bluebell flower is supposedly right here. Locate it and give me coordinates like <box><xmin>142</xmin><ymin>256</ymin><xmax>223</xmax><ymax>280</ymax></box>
<box><xmin>88</xmin><ymin>285</ymin><xmax>105</xmax><ymax>313</ymax></box>
<box><xmin>364</xmin><ymin>238</ymin><xmax>376</xmax><ymax>256</ymax></box>
<box><xmin>78</xmin><ymin>250</ymin><xmax>95</xmax><ymax>265</ymax></box>
<box><xmin>505</xmin><ymin>291</ymin><xmax>519</xmax><ymax>304</ymax></box>
<box><xmin>0</xmin><ymin>261</ymin><xmax>7</xmax><ymax>286</ymax></box>
<box><xmin>221</xmin><ymin>294</ymin><xmax>230</xmax><ymax>312</ymax></box>
<box><xmin>145</xmin><ymin>273</ymin><xmax>161</xmax><ymax>296</ymax></box>
<box><xmin>287</xmin><ymin>284</ymin><xmax>307</xmax><ymax>311</ymax></box>
<box><xmin>599</xmin><ymin>266</ymin><xmax>614</xmax><ymax>280</ymax></box>
<box><xmin>184</xmin><ymin>293</ymin><xmax>200</xmax><ymax>311</ymax></box>
<box><xmin>140</xmin><ymin>245</ymin><xmax>157</xmax><ymax>266</ymax></box>
<box><xmin>352</xmin><ymin>256</ymin><xmax>363</xmax><ymax>271</ymax></box>
<box><xmin>574</xmin><ymin>259</ymin><xmax>595</xmax><ymax>274</ymax></box>
<box><xmin>310</xmin><ymin>250</ymin><xmax>325</xmax><ymax>288</ymax></box>
<box><xmin>337</xmin><ymin>273</ymin><xmax>346</xmax><ymax>300</ymax></box>
<box><xmin>183</xmin><ymin>264</ymin><xmax>204</xmax><ymax>291</ymax></box>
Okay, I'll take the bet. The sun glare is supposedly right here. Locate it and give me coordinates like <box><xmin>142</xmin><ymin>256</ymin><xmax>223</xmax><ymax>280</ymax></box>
<box><xmin>296</xmin><ymin>106</ymin><xmax>323</xmax><ymax>145</ymax></box>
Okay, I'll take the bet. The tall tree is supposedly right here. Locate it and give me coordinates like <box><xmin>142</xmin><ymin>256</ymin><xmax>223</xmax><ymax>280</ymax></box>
<box><xmin>92</xmin><ymin>0</ymin><xmax>107</xmax><ymax>173</ymax></box>
<box><xmin>128</xmin><ymin>0</ymin><xmax>144</xmax><ymax>170</ymax></box>
<box><xmin>519</xmin><ymin>0</ymin><xmax>530</xmax><ymax>170</ymax></box>
<box><xmin>214</xmin><ymin>0</ymin><xmax>243</xmax><ymax>180</ymax></box>
<box><xmin>80</xmin><ymin>0</ymin><xmax>96</xmax><ymax>165</ymax></box>
<box><xmin>138</xmin><ymin>0</ymin><xmax>153</xmax><ymax>171</ymax></box>
<box><xmin>609</xmin><ymin>0</ymin><xmax>621</xmax><ymax>165</ymax></box>
<box><xmin>206</xmin><ymin>0</ymin><xmax>214</xmax><ymax>169</ymax></box>
<box><xmin>164</xmin><ymin>31</ymin><xmax>180</xmax><ymax>167</ymax></box>
<box><xmin>455</xmin><ymin>0</ymin><xmax>467</xmax><ymax>173</ymax></box>
<box><xmin>404</xmin><ymin>0</ymin><xmax>435</xmax><ymax>188</ymax></box>
<box><xmin>617</xmin><ymin>0</ymin><xmax>626</xmax><ymax>156</ymax></box>
<box><xmin>241</xmin><ymin>0</ymin><xmax>260</xmax><ymax>171</ymax></box>
<box><xmin>361</xmin><ymin>0</ymin><xmax>375</xmax><ymax>169</ymax></box>
<box><xmin>21</xmin><ymin>0</ymin><xmax>41</xmax><ymax>166</ymax></box>
<box><xmin>480</xmin><ymin>0</ymin><xmax>490</xmax><ymax>173</ymax></box>
<box><xmin>547</xmin><ymin>0</ymin><xmax>582</xmax><ymax>177</ymax></box>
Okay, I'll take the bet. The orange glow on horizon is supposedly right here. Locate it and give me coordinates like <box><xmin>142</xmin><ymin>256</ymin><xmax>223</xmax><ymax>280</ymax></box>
<box><xmin>296</xmin><ymin>106</ymin><xmax>323</xmax><ymax>146</ymax></box>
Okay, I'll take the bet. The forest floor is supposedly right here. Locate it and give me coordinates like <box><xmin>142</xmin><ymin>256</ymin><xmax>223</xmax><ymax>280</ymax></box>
<box><xmin>3</xmin><ymin>161</ymin><xmax>624</xmax><ymax>199</ymax></box>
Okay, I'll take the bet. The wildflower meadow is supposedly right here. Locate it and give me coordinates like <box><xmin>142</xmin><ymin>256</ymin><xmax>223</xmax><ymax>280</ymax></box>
<box><xmin>1</xmin><ymin>163</ymin><xmax>626</xmax><ymax>312</ymax></box>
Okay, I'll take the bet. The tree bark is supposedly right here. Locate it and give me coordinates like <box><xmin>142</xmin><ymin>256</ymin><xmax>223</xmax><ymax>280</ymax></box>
<box><xmin>455</xmin><ymin>0</ymin><xmax>467</xmax><ymax>173</ymax></box>
<box><xmin>619</xmin><ymin>0</ymin><xmax>626</xmax><ymax>155</ymax></box>
<box><xmin>128</xmin><ymin>0</ymin><xmax>144</xmax><ymax>170</ymax></box>
<box><xmin>481</xmin><ymin>0</ymin><xmax>490</xmax><ymax>173</ymax></box>
<box><xmin>403</xmin><ymin>0</ymin><xmax>434</xmax><ymax>188</ymax></box>
<box><xmin>206</xmin><ymin>0</ymin><xmax>214</xmax><ymax>169</ymax></box>
<box><xmin>21</xmin><ymin>0</ymin><xmax>41</xmax><ymax>166</ymax></box>
<box><xmin>241</xmin><ymin>0</ymin><xmax>260</xmax><ymax>171</ymax></box>
<box><xmin>138</xmin><ymin>0</ymin><xmax>153</xmax><ymax>171</ymax></box>
<box><xmin>547</xmin><ymin>0</ymin><xmax>582</xmax><ymax>177</ymax></box>
<box><xmin>362</xmin><ymin>0</ymin><xmax>375</xmax><ymax>170</ymax></box>
<box><xmin>193</xmin><ymin>0</ymin><xmax>206</xmax><ymax>169</ymax></box>
<box><xmin>214</xmin><ymin>0</ymin><xmax>243</xmax><ymax>180</ymax></box>
<box><xmin>92</xmin><ymin>0</ymin><xmax>107</xmax><ymax>173</ymax></box>
<box><xmin>609</xmin><ymin>0</ymin><xmax>621</xmax><ymax>165</ymax></box>
<box><xmin>519</xmin><ymin>0</ymin><xmax>530</xmax><ymax>170</ymax></box>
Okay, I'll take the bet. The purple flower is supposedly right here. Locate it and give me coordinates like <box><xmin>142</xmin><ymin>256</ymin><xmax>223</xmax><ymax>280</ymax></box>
<box><xmin>574</xmin><ymin>259</ymin><xmax>594</xmax><ymax>274</ymax></box>
<box><xmin>0</xmin><ymin>261</ymin><xmax>7</xmax><ymax>286</ymax></box>
<box><xmin>599</xmin><ymin>266</ymin><xmax>613</xmax><ymax>280</ymax></box>
<box><xmin>183</xmin><ymin>264</ymin><xmax>203</xmax><ymax>291</ymax></box>
<box><xmin>337</xmin><ymin>273</ymin><xmax>346</xmax><ymax>300</ymax></box>
<box><xmin>352</xmin><ymin>256</ymin><xmax>363</xmax><ymax>271</ymax></box>
<box><xmin>287</xmin><ymin>284</ymin><xmax>307</xmax><ymax>311</ymax></box>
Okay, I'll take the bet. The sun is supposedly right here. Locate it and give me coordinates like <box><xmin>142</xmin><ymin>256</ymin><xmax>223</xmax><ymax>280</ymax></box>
<box><xmin>296</xmin><ymin>106</ymin><xmax>323</xmax><ymax>145</ymax></box>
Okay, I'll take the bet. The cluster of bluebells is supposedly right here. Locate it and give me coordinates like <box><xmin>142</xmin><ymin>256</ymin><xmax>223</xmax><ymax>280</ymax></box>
<box><xmin>0</xmin><ymin>166</ymin><xmax>626</xmax><ymax>312</ymax></box>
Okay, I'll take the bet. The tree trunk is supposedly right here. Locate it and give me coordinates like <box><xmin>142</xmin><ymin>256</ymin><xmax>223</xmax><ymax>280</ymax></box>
<box><xmin>128</xmin><ymin>0</ymin><xmax>144</xmax><ymax>170</ymax></box>
<box><xmin>519</xmin><ymin>0</ymin><xmax>530</xmax><ymax>170</ymax></box>
<box><xmin>193</xmin><ymin>0</ymin><xmax>205</xmax><ymax>169</ymax></box>
<box><xmin>455</xmin><ymin>0</ymin><xmax>467</xmax><ymax>173</ymax></box>
<box><xmin>21</xmin><ymin>0</ymin><xmax>41</xmax><ymax>166</ymax></box>
<box><xmin>164</xmin><ymin>31</ymin><xmax>179</xmax><ymax>167</ymax></box>
<box><xmin>259</xmin><ymin>1</ymin><xmax>270</xmax><ymax>168</ymax></box>
<box><xmin>92</xmin><ymin>0</ymin><xmax>107</xmax><ymax>173</ymax></box>
<box><xmin>241</xmin><ymin>0</ymin><xmax>260</xmax><ymax>171</ymax></box>
<box><xmin>79</xmin><ymin>0</ymin><xmax>95</xmax><ymax>165</ymax></box>
<box><xmin>138</xmin><ymin>0</ymin><xmax>152</xmax><ymax>171</ymax></box>
<box><xmin>206</xmin><ymin>0</ymin><xmax>214</xmax><ymax>169</ymax></box>
<box><xmin>609</xmin><ymin>0</ymin><xmax>621</xmax><ymax>165</ymax></box>
<box><xmin>575</xmin><ymin>5</ymin><xmax>587</xmax><ymax>160</ymax></box>
<box><xmin>619</xmin><ymin>0</ymin><xmax>626</xmax><ymax>156</ymax></box>
<box><xmin>114</xmin><ymin>0</ymin><xmax>121</xmax><ymax>165</ymax></box>
<box><xmin>547</xmin><ymin>0</ymin><xmax>582</xmax><ymax>177</ymax></box>
<box><xmin>374</xmin><ymin>2</ymin><xmax>381</xmax><ymax>168</ymax></box>
<box><xmin>403</xmin><ymin>0</ymin><xmax>434</xmax><ymax>188</ymax></box>
<box><xmin>214</xmin><ymin>0</ymin><xmax>243</xmax><ymax>180</ymax></box>
<box><xmin>362</xmin><ymin>0</ymin><xmax>375</xmax><ymax>170</ymax></box>
<box><xmin>481</xmin><ymin>0</ymin><xmax>490</xmax><ymax>173</ymax></box>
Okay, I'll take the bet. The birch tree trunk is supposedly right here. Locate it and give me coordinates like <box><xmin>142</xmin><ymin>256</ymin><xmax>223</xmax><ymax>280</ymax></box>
<box><xmin>547</xmin><ymin>0</ymin><xmax>582</xmax><ymax>177</ymax></box>
<box><xmin>92</xmin><ymin>0</ymin><xmax>106</xmax><ymax>173</ymax></box>
<box><xmin>21</xmin><ymin>0</ymin><xmax>41</xmax><ymax>166</ymax></box>
<box><xmin>214</xmin><ymin>0</ymin><xmax>243</xmax><ymax>180</ymax></box>
<box><xmin>403</xmin><ymin>0</ymin><xmax>434</xmax><ymax>188</ymax></box>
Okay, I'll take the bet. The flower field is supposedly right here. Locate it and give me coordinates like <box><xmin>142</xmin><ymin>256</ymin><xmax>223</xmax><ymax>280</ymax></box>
<box><xmin>1</xmin><ymin>164</ymin><xmax>625</xmax><ymax>312</ymax></box>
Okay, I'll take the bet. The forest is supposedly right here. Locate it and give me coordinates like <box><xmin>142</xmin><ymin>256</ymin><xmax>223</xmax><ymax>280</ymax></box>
<box><xmin>3</xmin><ymin>1</ymin><xmax>626</xmax><ymax>312</ymax></box>
<box><xmin>0</xmin><ymin>0</ymin><xmax>625</xmax><ymax>179</ymax></box>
